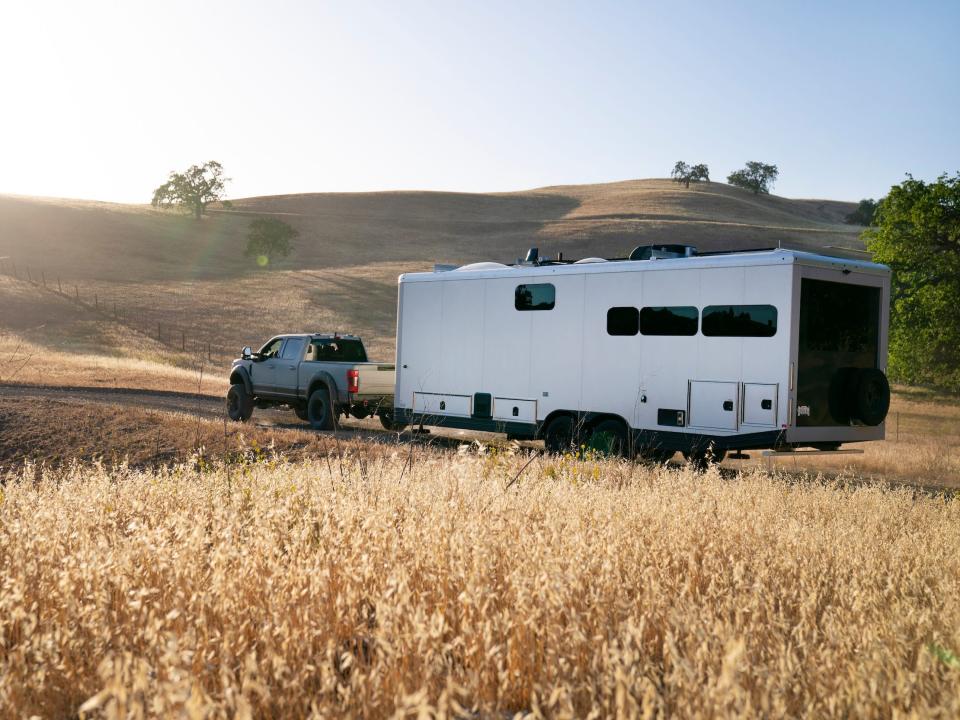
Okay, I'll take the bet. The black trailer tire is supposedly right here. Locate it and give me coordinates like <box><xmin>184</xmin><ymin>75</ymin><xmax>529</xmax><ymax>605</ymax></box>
<box><xmin>307</xmin><ymin>386</ymin><xmax>336</xmax><ymax>431</ymax></box>
<box><xmin>543</xmin><ymin>415</ymin><xmax>577</xmax><ymax>454</ymax></box>
<box><xmin>588</xmin><ymin>418</ymin><xmax>630</xmax><ymax>458</ymax></box>
<box><xmin>378</xmin><ymin>408</ymin><xmax>408</xmax><ymax>432</ymax></box>
<box><xmin>684</xmin><ymin>446</ymin><xmax>726</xmax><ymax>472</ymax></box>
<box><xmin>226</xmin><ymin>384</ymin><xmax>253</xmax><ymax>422</ymax></box>
<box><xmin>851</xmin><ymin>368</ymin><xmax>890</xmax><ymax>426</ymax></box>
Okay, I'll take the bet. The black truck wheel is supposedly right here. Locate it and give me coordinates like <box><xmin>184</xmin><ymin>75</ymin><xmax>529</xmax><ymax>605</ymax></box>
<box><xmin>226</xmin><ymin>384</ymin><xmax>253</xmax><ymax>422</ymax></box>
<box><xmin>294</xmin><ymin>404</ymin><xmax>309</xmax><ymax>421</ymax></box>
<box><xmin>307</xmin><ymin>386</ymin><xmax>336</xmax><ymax>431</ymax></box>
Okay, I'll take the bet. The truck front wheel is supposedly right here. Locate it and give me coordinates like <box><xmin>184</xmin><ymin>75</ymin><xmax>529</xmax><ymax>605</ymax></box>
<box><xmin>226</xmin><ymin>384</ymin><xmax>253</xmax><ymax>422</ymax></box>
<box><xmin>307</xmin><ymin>387</ymin><xmax>336</xmax><ymax>431</ymax></box>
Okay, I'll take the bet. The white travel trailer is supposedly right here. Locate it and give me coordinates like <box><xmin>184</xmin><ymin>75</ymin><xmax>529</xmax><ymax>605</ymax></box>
<box><xmin>393</xmin><ymin>246</ymin><xmax>891</xmax><ymax>462</ymax></box>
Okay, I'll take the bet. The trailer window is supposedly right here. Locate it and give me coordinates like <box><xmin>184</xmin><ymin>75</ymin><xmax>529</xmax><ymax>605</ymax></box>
<box><xmin>702</xmin><ymin>305</ymin><xmax>777</xmax><ymax>337</ymax></box>
<box><xmin>639</xmin><ymin>306</ymin><xmax>698</xmax><ymax>336</ymax></box>
<box><xmin>515</xmin><ymin>283</ymin><xmax>555</xmax><ymax>311</ymax></box>
<box><xmin>606</xmin><ymin>307</ymin><xmax>639</xmax><ymax>335</ymax></box>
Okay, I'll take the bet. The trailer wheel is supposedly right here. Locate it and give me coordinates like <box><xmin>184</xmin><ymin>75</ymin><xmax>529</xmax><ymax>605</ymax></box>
<box><xmin>588</xmin><ymin>419</ymin><xmax>629</xmax><ymax>458</ymax></box>
<box><xmin>851</xmin><ymin>368</ymin><xmax>890</xmax><ymax>426</ymax></box>
<box><xmin>378</xmin><ymin>408</ymin><xmax>408</xmax><ymax>432</ymax></box>
<box><xmin>226</xmin><ymin>384</ymin><xmax>253</xmax><ymax>422</ymax></box>
<box><xmin>543</xmin><ymin>415</ymin><xmax>577</xmax><ymax>454</ymax></box>
<box><xmin>307</xmin><ymin>386</ymin><xmax>336</xmax><ymax>431</ymax></box>
<box><xmin>683</xmin><ymin>446</ymin><xmax>726</xmax><ymax>472</ymax></box>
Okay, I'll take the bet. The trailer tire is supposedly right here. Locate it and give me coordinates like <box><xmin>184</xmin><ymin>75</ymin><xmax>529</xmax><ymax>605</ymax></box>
<box><xmin>543</xmin><ymin>415</ymin><xmax>577</xmax><ymax>454</ymax></box>
<box><xmin>226</xmin><ymin>384</ymin><xmax>253</xmax><ymax>422</ymax></box>
<box><xmin>378</xmin><ymin>408</ymin><xmax>408</xmax><ymax>432</ymax></box>
<box><xmin>588</xmin><ymin>419</ymin><xmax>629</xmax><ymax>458</ymax></box>
<box><xmin>307</xmin><ymin>386</ymin><xmax>336</xmax><ymax>431</ymax></box>
<box><xmin>684</xmin><ymin>446</ymin><xmax>726</xmax><ymax>472</ymax></box>
<box><xmin>851</xmin><ymin>368</ymin><xmax>890</xmax><ymax>426</ymax></box>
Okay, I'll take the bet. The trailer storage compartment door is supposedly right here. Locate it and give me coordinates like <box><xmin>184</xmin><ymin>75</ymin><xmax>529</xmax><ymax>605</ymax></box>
<box><xmin>742</xmin><ymin>383</ymin><xmax>778</xmax><ymax>427</ymax></box>
<box><xmin>689</xmin><ymin>381</ymin><xmax>739</xmax><ymax>431</ymax></box>
<box><xmin>413</xmin><ymin>392</ymin><xmax>471</xmax><ymax>418</ymax></box>
<box><xmin>492</xmin><ymin>397</ymin><xmax>537</xmax><ymax>423</ymax></box>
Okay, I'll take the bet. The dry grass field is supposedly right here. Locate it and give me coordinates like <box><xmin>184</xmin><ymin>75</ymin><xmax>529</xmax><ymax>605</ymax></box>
<box><xmin>2</xmin><ymin>179</ymin><xmax>959</xmax><ymax>717</ymax></box>
<box><xmin>2</xmin><ymin>454</ymin><xmax>959</xmax><ymax>718</ymax></box>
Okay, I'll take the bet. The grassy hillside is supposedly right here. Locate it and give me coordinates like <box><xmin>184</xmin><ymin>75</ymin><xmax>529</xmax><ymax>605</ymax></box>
<box><xmin>0</xmin><ymin>179</ymin><xmax>866</xmax><ymax>365</ymax></box>
<box><xmin>0</xmin><ymin>179</ymin><xmax>864</xmax><ymax>281</ymax></box>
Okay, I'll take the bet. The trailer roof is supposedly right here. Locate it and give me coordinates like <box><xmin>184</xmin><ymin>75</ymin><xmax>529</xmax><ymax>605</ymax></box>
<box><xmin>399</xmin><ymin>248</ymin><xmax>889</xmax><ymax>283</ymax></box>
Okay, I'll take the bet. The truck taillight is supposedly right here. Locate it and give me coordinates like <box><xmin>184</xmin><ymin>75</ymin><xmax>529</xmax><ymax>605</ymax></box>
<box><xmin>347</xmin><ymin>369</ymin><xmax>359</xmax><ymax>394</ymax></box>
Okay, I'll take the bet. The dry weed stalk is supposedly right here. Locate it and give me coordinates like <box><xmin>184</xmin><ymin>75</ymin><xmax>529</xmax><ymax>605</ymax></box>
<box><xmin>0</xmin><ymin>454</ymin><xmax>959</xmax><ymax>718</ymax></box>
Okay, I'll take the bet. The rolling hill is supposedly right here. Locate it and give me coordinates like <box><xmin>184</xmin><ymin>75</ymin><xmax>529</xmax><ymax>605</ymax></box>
<box><xmin>0</xmin><ymin>179</ymin><xmax>867</xmax><ymax>364</ymax></box>
<box><xmin>0</xmin><ymin>179</ymin><xmax>864</xmax><ymax>281</ymax></box>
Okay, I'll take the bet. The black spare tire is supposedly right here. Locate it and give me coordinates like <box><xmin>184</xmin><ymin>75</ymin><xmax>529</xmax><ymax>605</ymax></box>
<box><xmin>850</xmin><ymin>368</ymin><xmax>890</xmax><ymax>426</ymax></box>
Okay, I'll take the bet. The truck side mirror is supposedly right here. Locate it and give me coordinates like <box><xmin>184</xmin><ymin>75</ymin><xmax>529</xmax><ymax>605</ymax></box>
<box><xmin>242</xmin><ymin>346</ymin><xmax>252</xmax><ymax>358</ymax></box>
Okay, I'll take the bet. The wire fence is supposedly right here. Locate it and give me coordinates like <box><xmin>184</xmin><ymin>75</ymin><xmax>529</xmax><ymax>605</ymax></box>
<box><xmin>0</xmin><ymin>257</ymin><xmax>223</xmax><ymax>362</ymax></box>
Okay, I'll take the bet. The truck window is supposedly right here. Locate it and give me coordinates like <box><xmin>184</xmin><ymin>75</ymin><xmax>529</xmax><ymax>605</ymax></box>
<box><xmin>309</xmin><ymin>339</ymin><xmax>368</xmax><ymax>363</ymax></box>
<box><xmin>607</xmin><ymin>307</ymin><xmax>639</xmax><ymax>336</ymax></box>
<box><xmin>280</xmin><ymin>337</ymin><xmax>307</xmax><ymax>361</ymax></box>
<box><xmin>259</xmin><ymin>338</ymin><xmax>284</xmax><ymax>358</ymax></box>
<box><xmin>515</xmin><ymin>284</ymin><xmax>555</xmax><ymax>311</ymax></box>
<box><xmin>639</xmin><ymin>306</ymin><xmax>698</xmax><ymax>336</ymax></box>
<box><xmin>702</xmin><ymin>305</ymin><xmax>777</xmax><ymax>337</ymax></box>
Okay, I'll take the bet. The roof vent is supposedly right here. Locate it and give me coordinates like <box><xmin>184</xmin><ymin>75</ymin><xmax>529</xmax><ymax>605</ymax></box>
<box><xmin>629</xmin><ymin>244</ymin><xmax>697</xmax><ymax>261</ymax></box>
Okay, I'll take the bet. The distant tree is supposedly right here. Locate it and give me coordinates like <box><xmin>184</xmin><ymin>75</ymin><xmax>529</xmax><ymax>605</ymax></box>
<box><xmin>864</xmin><ymin>172</ymin><xmax>960</xmax><ymax>390</ymax></box>
<box><xmin>727</xmin><ymin>161</ymin><xmax>779</xmax><ymax>194</ymax></box>
<box><xmin>245</xmin><ymin>218</ymin><xmax>298</xmax><ymax>267</ymax></box>
<box><xmin>671</xmin><ymin>161</ymin><xmax>710</xmax><ymax>188</ymax></box>
<box><xmin>151</xmin><ymin>161</ymin><xmax>229</xmax><ymax>219</ymax></box>
<box><xmin>845</xmin><ymin>198</ymin><xmax>878</xmax><ymax>226</ymax></box>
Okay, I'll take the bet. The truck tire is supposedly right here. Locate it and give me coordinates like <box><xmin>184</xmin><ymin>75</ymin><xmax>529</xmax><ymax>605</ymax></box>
<box><xmin>543</xmin><ymin>415</ymin><xmax>577</xmax><ymax>454</ymax></box>
<box><xmin>226</xmin><ymin>384</ymin><xmax>253</xmax><ymax>422</ymax></box>
<box><xmin>294</xmin><ymin>404</ymin><xmax>309</xmax><ymax>421</ymax></box>
<box><xmin>378</xmin><ymin>408</ymin><xmax>407</xmax><ymax>432</ymax></box>
<box><xmin>588</xmin><ymin>419</ymin><xmax>629</xmax><ymax>458</ymax></box>
<box><xmin>851</xmin><ymin>368</ymin><xmax>890</xmax><ymax>426</ymax></box>
<box><xmin>307</xmin><ymin>386</ymin><xmax>336</xmax><ymax>431</ymax></box>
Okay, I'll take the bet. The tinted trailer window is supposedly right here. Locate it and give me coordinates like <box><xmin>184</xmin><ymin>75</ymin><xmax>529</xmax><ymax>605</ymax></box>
<box><xmin>797</xmin><ymin>279</ymin><xmax>880</xmax><ymax>426</ymax></box>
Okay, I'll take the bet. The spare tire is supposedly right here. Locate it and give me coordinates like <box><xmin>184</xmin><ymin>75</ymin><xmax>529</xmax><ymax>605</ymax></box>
<box><xmin>850</xmin><ymin>368</ymin><xmax>890</xmax><ymax>426</ymax></box>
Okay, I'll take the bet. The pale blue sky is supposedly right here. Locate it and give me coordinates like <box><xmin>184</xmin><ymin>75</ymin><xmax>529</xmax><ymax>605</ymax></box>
<box><xmin>1</xmin><ymin>0</ymin><xmax>956</xmax><ymax>203</ymax></box>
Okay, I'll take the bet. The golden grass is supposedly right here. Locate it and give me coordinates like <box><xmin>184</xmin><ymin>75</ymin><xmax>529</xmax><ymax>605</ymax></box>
<box><xmin>2</xmin><ymin>452</ymin><xmax>959</xmax><ymax>718</ymax></box>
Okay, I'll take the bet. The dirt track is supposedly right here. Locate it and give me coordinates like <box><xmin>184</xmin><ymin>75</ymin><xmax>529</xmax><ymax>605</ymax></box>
<box><xmin>0</xmin><ymin>382</ymin><xmax>225</xmax><ymax>418</ymax></box>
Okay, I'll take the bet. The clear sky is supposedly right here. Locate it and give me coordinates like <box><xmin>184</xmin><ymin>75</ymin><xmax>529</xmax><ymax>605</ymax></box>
<box><xmin>1</xmin><ymin>0</ymin><xmax>957</xmax><ymax>203</ymax></box>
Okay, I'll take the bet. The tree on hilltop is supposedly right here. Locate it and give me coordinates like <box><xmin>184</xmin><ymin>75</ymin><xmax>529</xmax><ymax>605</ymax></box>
<box><xmin>245</xmin><ymin>218</ymin><xmax>298</xmax><ymax>268</ymax></box>
<box><xmin>671</xmin><ymin>161</ymin><xmax>710</xmax><ymax>188</ymax></box>
<box><xmin>151</xmin><ymin>161</ymin><xmax>229</xmax><ymax>219</ymax></box>
<box><xmin>845</xmin><ymin>198</ymin><xmax>878</xmax><ymax>226</ymax></box>
<box><xmin>727</xmin><ymin>161</ymin><xmax>779</xmax><ymax>194</ymax></box>
<box><xmin>864</xmin><ymin>172</ymin><xmax>960</xmax><ymax>390</ymax></box>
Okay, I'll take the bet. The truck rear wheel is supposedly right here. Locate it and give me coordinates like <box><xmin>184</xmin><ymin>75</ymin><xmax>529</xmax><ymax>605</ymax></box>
<box><xmin>294</xmin><ymin>403</ymin><xmax>309</xmax><ymax>421</ymax></box>
<box><xmin>226</xmin><ymin>384</ymin><xmax>253</xmax><ymax>422</ymax></box>
<box><xmin>307</xmin><ymin>386</ymin><xmax>336</xmax><ymax>431</ymax></box>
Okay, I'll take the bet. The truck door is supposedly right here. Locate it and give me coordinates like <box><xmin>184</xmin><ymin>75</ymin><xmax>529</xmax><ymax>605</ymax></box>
<box><xmin>275</xmin><ymin>337</ymin><xmax>307</xmax><ymax>397</ymax></box>
<box><xmin>250</xmin><ymin>337</ymin><xmax>284</xmax><ymax>395</ymax></box>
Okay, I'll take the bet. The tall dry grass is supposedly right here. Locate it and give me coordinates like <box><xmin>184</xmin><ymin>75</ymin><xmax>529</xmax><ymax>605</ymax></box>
<box><xmin>2</xmin><ymin>450</ymin><xmax>959</xmax><ymax>718</ymax></box>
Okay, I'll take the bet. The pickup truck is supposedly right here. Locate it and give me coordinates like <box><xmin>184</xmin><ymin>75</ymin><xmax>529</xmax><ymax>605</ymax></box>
<box><xmin>226</xmin><ymin>333</ymin><xmax>401</xmax><ymax>430</ymax></box>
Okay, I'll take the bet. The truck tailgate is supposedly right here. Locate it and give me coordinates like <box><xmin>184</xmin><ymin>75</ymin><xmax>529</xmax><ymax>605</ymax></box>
<box><xmin>355</xmin><ymin>363</ymin><xmax>395</xmax><ymax>397</ymax></box>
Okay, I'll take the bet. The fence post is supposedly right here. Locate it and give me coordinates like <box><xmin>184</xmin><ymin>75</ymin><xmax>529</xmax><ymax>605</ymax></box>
<box><xmin>94</xmin><ymin>293</ymin><xmax>98</xmax><ymax>310</ymax></box>
<box><xmin>207</xmin><ymin>341</ymin><xmax>211</xmax><ymax>362</ymax></box>
<box><xmin>26</xmin><ymin>266</ymin><xmax>32</xmax><ymax>283</ymax></box>
<box><xmin>11</xmin><ymin>262</ymin><xmax>17</xmax><ymax>279</ymax></box>
<box><xmin>57</xmin><ymin>277</ymin><xmax>62</xmax><ymax>293</ymax></box>
<box><xmin>181</xmin><ymin>331</ymin><xmax>186</xmax><ymax>351</ymax></box>
<box><xmin>158</xmin><ymin>323</ymin><xmax>162</xmax><ymax>341</ymax></box>
<box><xmin>75</xmin><ymin>286</ymin><xmax>79</xmax><ymax>303</ymax></box>
<box><xmin>41</xmin><ymin>271</ymin><xmax>46</xmax><ymax>288</ymax></box>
